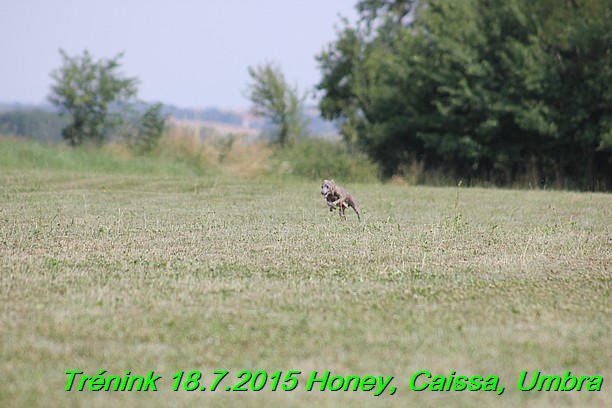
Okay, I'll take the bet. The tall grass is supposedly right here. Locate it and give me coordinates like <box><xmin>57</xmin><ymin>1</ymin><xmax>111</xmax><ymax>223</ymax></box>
<box><xmin>0</xmin><ymin>133</ymin><xmax>381</xmax><ymax>182</ymax></box>
<box><xmin>0</xmin><ymin>137</ymin><xmax>193</xmax><ymax>176</ymax></box>
<box><xmin>267</xmin><ymin>138</ymin><xmax>380</xmax><ymax>182</ymax></box>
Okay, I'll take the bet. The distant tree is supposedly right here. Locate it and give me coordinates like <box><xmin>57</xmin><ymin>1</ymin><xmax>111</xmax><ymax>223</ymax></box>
<box><xmin>0</xmin><ymin>109</ymin><xmax>67</xmax><ymax>142</ymax></box>
<box><xmin>244</xmin><ymin>62</ymin><xmax>309</xmax><ymax>145</ymax></box>
<box><xmin>49</xmin><ymin>49</ymin><xmax>139</xmax><ymax>146</ymax></box>
<box><xmin>133</xmin><ymin>103</ymin><xmax>168</xmax><ymax>153</ymax></box>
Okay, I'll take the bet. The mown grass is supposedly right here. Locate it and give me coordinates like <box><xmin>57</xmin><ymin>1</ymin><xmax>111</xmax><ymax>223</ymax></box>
<box><xmin>0</xmin><ymin>140</ymin><xmax>610</xmax><ymax>407</ymax></box>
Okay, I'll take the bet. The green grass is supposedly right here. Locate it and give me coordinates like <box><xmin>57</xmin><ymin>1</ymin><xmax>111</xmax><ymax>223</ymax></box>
<box><xmin>0</xmin><ymin>141</ymin><xmax>610</xmax><ymax>407</ymax></box>
<box><xmin>0</xmin><ymin>138</ymin><xmax>203</xmax><ymax>176</ymax></box>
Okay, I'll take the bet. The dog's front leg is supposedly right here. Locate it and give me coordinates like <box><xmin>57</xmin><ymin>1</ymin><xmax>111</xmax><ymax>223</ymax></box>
<box><xmin>331</xmin><ymin>194</ymin><xmax>346</xmax><ymax>208</ymax></box>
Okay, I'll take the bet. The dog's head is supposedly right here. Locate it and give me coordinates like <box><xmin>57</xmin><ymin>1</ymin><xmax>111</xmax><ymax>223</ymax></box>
<box><xmin>321</xmin><ymin>179</ymin><xmax>335</xmax><ymax>197</ymax></box>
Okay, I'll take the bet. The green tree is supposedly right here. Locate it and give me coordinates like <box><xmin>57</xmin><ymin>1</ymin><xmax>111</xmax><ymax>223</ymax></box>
<box><xmin>49</xmin><ymin>49</ymin><xmax>139</xmax><ymax>146</ymax></box>
<box><xmin>317</xmin><ymin>0</ymin><xmax>611</xmax><ymax>188</ymax></box>
<box><xmin>526</xmin><ymin>0</ymin><xmax>612</xmax><ymax>186</ymax></box>
<box><xmin>133</xmin><ymin>103</ymin><xmax>168</xmax><ymax>153</ymax></box>
<box><xmin>244</xmin><ymin>62</ymin><xmax>309</xmax><ymax>145</ymax></box>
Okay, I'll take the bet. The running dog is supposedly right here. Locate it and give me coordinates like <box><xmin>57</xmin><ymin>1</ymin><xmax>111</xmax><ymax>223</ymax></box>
<box><xmin>321</xmin><ymin>179</ymin><xmax>361</xmax><ymax>220</ymax></box>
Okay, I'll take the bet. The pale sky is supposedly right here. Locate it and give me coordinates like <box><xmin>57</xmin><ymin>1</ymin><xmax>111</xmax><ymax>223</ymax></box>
<box><xmin>0</xmin><ymin>0</ymin><xmax>358</xmax><ymax>109</ymax></box>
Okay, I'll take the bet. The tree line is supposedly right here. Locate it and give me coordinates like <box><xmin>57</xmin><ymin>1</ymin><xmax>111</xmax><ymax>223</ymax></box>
<box><xmin>39</xmin><ymin>51</ymin><xmax>311</xmax><ymax>150</ymax></box>
<box><xmin>0</xmin><ymin>109</ymin><xmax>66</xmax><ymax>142</ymax></box>
<box><xmin>24</xmin><ymin>0</ymin><xmax>610</xmax><ymax>189</ymax></box>
<box><xmin>317</xmin><ymin>0</ymin><xmax>611</xmax><ymax>189</ymax></box>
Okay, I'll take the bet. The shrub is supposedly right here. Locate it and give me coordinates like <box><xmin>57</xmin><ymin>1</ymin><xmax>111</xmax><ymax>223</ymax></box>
<box><xmin>267</xmin><ymin>138</ymin><xmax>379</xmax><ymax>182</ymax></box>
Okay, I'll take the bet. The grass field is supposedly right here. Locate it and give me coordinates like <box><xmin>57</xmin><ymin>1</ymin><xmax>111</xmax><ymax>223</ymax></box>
<box><xmin>1</xmin><ymin>141</ymin><xmax>610</xmax><ymax>407</ymax></box>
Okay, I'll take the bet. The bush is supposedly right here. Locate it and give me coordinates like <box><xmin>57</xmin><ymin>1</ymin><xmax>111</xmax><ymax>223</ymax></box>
<box><xmin>267</xmin><ymin>138</ymin><xmax>379</xmax><ymax>182</ymax></box>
